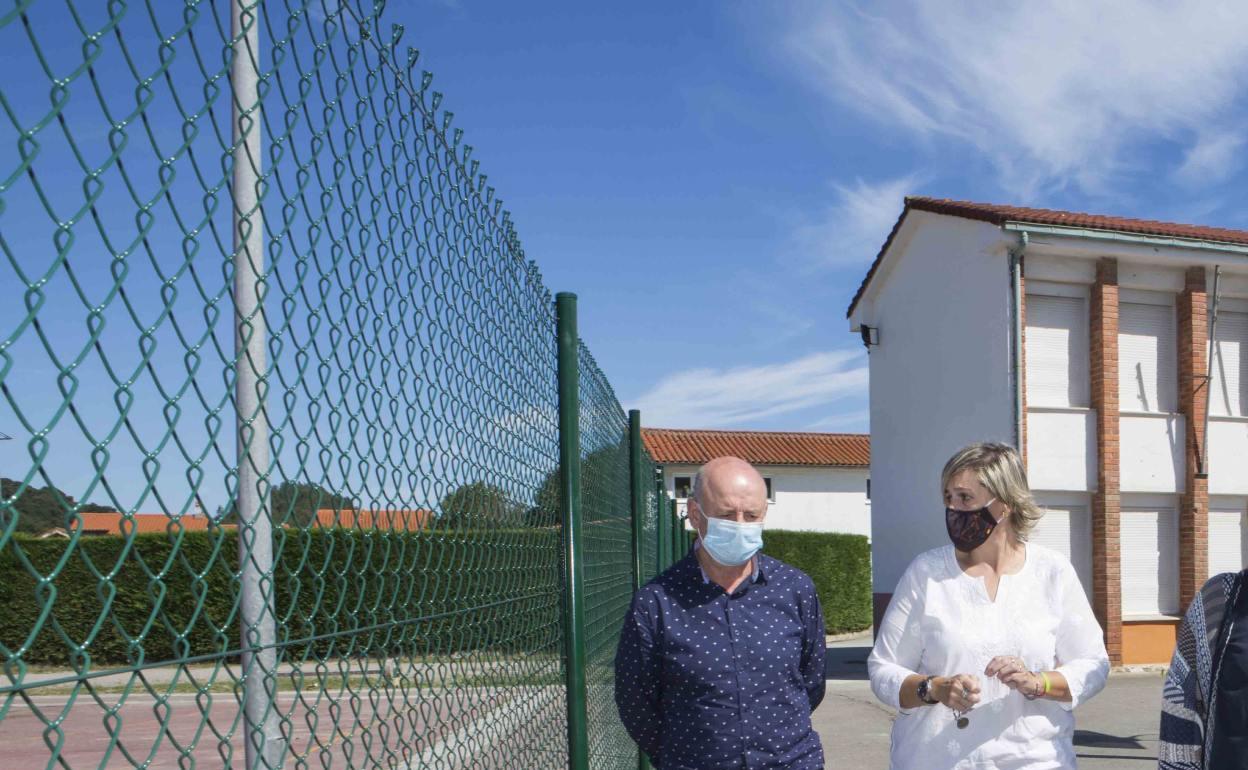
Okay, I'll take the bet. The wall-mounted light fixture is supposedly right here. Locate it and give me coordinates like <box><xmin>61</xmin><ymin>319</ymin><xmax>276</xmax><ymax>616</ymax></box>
<box><xmin>859</xmin><ymin>325</ymin><xmax>879</xmax><ymax>349</ymax></box>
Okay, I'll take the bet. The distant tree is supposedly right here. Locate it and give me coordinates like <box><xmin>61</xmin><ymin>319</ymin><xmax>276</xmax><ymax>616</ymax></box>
<box><xmin>438</xmin><ymin>481</ymin><xmax>523</xmax><ymax>528</ymax></box>
<box><xmin>0</xmin><ymin>477</ymin><xmax>117</xmax><ymax>535</ymax></box>
<box><xmin>270</xmin><ymin>481</ymin><xmax>351</xmax><ymax>527</ymax></box>
<box><xmin>219</xmin><ymin>480</ymin><xmax>351</xmax><ymax>527</ymax></box>
<box><xmin>529</xmin><ymin>443</ymin><xmax>629</xmax><ymax>527</ymax></box>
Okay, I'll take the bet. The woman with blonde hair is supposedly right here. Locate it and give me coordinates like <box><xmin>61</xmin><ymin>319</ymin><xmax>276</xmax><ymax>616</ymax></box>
<box><xmin>868</xmin><ymin>442</ymin><xmax>1110</xmax><ymax>769</ymax></box>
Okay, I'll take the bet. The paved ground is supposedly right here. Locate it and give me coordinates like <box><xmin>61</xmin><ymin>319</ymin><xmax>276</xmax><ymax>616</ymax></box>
<box><xmin>814</xmin><ymin>633</ymin><xmax>1165</xmax><ymax>768</ymax></box>
<box><xmin>3</xmin><ymin>637</ymin><xmax>1165</xmax><ymax>768</ymax></box>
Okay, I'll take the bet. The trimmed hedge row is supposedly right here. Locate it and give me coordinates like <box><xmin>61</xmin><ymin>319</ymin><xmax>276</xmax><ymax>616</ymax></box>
<box><xmin>0</xmin><ymin>528</ymin><xmax>562</xmax><ymax>668</ymax></box>
<box><xmin>0</xmin><ymin>527</ymin><xmax>872</xmax><ymax>667</ymax></box>
<box><xmin>762</xmin><ymin>530</ymin><xmax>872</xmax><ymax>634</ymax></box>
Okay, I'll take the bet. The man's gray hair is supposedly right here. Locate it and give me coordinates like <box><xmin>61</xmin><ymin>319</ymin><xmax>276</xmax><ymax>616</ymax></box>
<box><xmin>690</xmin><ymin>471</ymin><xmax>704</xmax><ymax>504</ymax></box>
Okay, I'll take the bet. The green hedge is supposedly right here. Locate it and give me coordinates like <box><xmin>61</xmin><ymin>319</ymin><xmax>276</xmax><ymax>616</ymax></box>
<box><xmin>763</xmin><ymin>530</ymin><xmax>871</xmax><ymax>634</ymax></box>
<box><xmin>0</xmin><ymin>527</ymin><xmax>561</xmax><ymax>668</ymax></box>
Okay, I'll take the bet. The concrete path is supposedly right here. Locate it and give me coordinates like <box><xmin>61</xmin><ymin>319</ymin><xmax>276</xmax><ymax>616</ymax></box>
<box><xmin>815</xmin><ymin>633</ymin><xmax>1165</xmax><ymax>768</ymax></box>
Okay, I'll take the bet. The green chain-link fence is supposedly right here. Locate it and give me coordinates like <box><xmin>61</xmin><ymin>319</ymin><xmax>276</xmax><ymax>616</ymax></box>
<box><xmin>0</xmin><ymin>1</ymin><xmax>694</xmax><ymax>768</ymax></box>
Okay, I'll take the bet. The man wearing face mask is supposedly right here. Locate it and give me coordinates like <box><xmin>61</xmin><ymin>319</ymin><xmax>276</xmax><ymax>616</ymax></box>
<box><xmin>614</xmin><ymin>456</ymin><xmax>827</xmax><ymax>770</ymax></box>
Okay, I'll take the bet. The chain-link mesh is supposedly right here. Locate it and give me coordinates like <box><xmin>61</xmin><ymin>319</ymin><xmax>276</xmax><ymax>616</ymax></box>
<box><xmin>576</xmin><ymin>345</ymin><xmax>633</xmax><ymax>769</ymax></box>
<box><xmin>0</xmin><ymin>2</ymin><xmax>669</xmax><ymax>768</ymax></box>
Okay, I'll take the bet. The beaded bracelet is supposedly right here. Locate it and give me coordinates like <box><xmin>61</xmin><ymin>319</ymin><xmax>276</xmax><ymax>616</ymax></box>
<box><xmin>1023</xmin><ymin>671</ymin><xmax>1046</xmax><ymax>700</ymax></box>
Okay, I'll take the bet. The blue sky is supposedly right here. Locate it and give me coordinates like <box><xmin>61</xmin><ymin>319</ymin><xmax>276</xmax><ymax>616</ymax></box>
<box><xmin>384</xmin><ymin>0</ymin><xmax>1248</xmax><ymax>433</ymax></box>
<box><xmin>6</xmin><ymin>0</ymin><xmax>1248</xmax><ymax>513</ymax></box>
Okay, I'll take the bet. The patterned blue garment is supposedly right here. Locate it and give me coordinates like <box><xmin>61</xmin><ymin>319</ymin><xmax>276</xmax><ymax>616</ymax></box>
<box><xmin>614</xmin><ymin>550</ymin><xmax>827</xmax><ymax>769</ymax></box>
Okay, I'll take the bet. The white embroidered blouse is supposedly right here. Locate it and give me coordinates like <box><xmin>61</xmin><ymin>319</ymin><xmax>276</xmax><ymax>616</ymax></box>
<box><xmin>868</xmin><ymin>543</ymin><xmax>1110</xmax><ymax>770</ymax></box>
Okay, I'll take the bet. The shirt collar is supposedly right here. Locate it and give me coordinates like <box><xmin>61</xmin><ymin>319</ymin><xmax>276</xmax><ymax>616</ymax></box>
<box><xmin>691</xmin><ymin>540</ymin><xmax>764</xmax><ymax>585</ymax></box>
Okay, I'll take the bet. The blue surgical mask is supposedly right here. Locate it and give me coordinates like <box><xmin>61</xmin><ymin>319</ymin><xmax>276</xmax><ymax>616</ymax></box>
<box><xmin>700</xmin><ymin>517</ymin><xmax>764</xmax><ymax>567</ymax></box>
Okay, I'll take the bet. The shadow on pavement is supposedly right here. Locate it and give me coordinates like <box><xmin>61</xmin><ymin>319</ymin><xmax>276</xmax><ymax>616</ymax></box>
<box><xmin>825</xmin><ymin>645</ymin><xmax>870</xmax><ymax>680</ymax></box>
<box><xmin>1074</xmin><ymin>730</ymin><xmax>1146</xmax><ymax>750</ymax></box>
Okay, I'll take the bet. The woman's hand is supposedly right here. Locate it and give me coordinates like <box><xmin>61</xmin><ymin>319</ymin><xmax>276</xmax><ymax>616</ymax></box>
<box><xmin>935</xmin><ymin>674</ymin><xmax>981</xmax><ymax>711</ymax></box>
<box><xmin>985</xmin><ymin>655</ymin><xmax>1043</xmax><ymax>697</ymax></box>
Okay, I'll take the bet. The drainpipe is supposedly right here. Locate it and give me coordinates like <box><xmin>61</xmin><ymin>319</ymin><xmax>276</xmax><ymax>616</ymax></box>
<box><xmin>1009</xmin><ymin>232</ymin><xmax>1029</xmax><ymax>452</ymax></box>
<box><xmin>1199</xmin><ymin>266</ymin><xmax>1221</xmax><ymax>477</ymax></box>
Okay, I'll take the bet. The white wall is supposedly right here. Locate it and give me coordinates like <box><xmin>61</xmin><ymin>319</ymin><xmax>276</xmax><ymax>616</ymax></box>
<box><xmin>850</xmin><ymin>212</ymin><xmax>1017</xmax><ymax>594</ymax></box>
<box><xmin>1120</xmin><ymin>414</ymin><xmax>1184</xmax><ymax>493</ymax></box>
<box><xmin>1210</xmin><ymin>419</ymin><xmax>1248</xmax><ymax>495</ymax></box>
<box><xmin>1027</xmin><ymin>410</ymin><xmax>1095</xmax><ymax>490</ymax></box>
<box><xmin>662</xmin><ymin>464</ymin><xmax>870</xmax><ymax>537</ymax></box>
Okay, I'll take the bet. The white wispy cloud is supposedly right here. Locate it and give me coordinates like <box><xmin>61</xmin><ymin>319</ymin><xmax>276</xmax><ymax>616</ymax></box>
<box><xmin>809</xmin><ymin>409</ymin><xmax>870</xmax><ymax>432</ymax></box>
<box><xmin>783</xmin><ymin>0</ymin><xmax>1248</xmax><ymax>195</ymax></box>
<box><xmin>791</xmin><ymin>175</ymin><xmax>917</xmax><ymax>269</ymax></box>
<box><xmin>1175</xmin><ymin>130</ymin><xmax>1246</xmax><ymax>187</ymax></box>
<box><xmin>629</xmin><ymin>350</ymin><xmax>867</xmax><ymax>428</ymax></box>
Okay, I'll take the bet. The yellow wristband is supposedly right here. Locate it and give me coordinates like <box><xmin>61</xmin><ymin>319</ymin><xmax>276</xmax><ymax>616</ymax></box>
<box><xmin>1040</xmin><ymin>671</ymin><xmax>1051</xmax><ymax>696</ymax></box>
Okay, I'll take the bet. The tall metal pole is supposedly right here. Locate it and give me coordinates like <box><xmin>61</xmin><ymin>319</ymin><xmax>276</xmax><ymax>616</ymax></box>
<box><xmin>654</xmin><ymin>471</ymin><xmax>668</xmax><ymax>569</ymax></box>
<box><xmin>232</xmin><ymin>2</ymin><xmax>282</xmax><ymax>768</ymax></box>
<box><xmin>628</xmin><ymin>410</ymin><xmax>646</xmax><ymax>588</ymax></box>
<box><xmin>627</xmin><ymin>411</ymin><xmax>653</xmax><ymax>770</ymax></box>
<box><xmin>670</xmin><ymin>499</ymin><xmax>682</xmax><ymax>560</ymax></box>
<box><xmin>556</xmin><ymin>293</ymin><xmax>590</xmax><ymax>770</ymax></box>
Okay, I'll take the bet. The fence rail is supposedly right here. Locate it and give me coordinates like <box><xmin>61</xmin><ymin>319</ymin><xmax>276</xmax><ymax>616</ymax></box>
<box><xmin>0</xmin><ymin>1</ymin><xmax>693</xmax><ymax>768</ymax></box>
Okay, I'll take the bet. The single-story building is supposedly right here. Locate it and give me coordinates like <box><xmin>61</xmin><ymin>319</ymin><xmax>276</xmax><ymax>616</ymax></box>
<box><xmin>43</xmin><ymin>508</ymin><xmax>429</xmax><ymax>537</ymax></box>
<box><xmin>641</xmin><ymin>427</ymin><xmax>871</xmax><ymax>536</ymax></box>
<box><xmin>848</xmin><ymin>196</ymin><xmax>1248</xmax><ymax>664</ymax></box>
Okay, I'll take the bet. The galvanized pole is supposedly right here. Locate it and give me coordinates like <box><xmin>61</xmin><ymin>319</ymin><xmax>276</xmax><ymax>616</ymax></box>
<box><xmin>556</xmin><ymin>293</ymin><xmax>590</xmax><ymax>770</ymax></box>
<box><xmin>231</xmin><ymin>2</ymin><xmax>283</xmax><ymax>768</ymax></box>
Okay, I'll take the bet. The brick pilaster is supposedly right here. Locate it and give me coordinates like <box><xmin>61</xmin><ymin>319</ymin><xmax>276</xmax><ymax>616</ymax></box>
<box><xmin>1178</xmin><ymin>266</ymin><xmax>1209</xmax><ymax>610</ymax></box>
<box><xmin>1090</xmin><ymin>258</ymin><xmax>1122</xmax><ymax>664</ymax></box>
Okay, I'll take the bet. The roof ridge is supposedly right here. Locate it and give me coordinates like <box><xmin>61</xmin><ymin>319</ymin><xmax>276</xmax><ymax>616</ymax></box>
<box><xmin>641</xmin><ymin>427</ymin><xmax>867</xmax><ymax>438</ymax></box>
<box><xmin>848</xmin><ymin>195</ymin><xmax>1248</xmax><ymax>319</ymax></box>
<box><xmin>906</xmin><ymin>196</ymin><xmax>1248</xmax><ymax>239</ymax></box>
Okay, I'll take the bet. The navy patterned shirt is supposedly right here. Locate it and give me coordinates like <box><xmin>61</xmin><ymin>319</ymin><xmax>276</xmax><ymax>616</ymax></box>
<box><xmin>614</xmin><ymin>550</ymin><xmax>827</xmax><ymax>769</ymax></box>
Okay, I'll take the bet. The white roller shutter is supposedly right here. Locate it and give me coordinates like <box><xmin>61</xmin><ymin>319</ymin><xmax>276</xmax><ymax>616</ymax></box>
<box><xmin>1208</xmin><ymin>506</ymin><xmax>1246</xmax><ymax>577</ymax></box>
<box><xmin>1210</xmin><ymin>310</ymin><xmax>1248</xmax><ymax>417</ymax></box>
<box><xmin>1121</xmin><ymin>506</ymin><xmax>1179</xmax><ymax>616</ymax></box>
<box><xmin>1120</xmin><ymin>300</ymin><xmax>1177</xmax><ymax>413</ymax></box>
<box><xmin>1026</xmin><ymin>294</ymin><xmax>1089</xmax><ymax>408</ymax></box>
<box><xmin>1030</xmin><ymin>505</ymin><xmax>1092</xmax><ymax>597</ymax></box>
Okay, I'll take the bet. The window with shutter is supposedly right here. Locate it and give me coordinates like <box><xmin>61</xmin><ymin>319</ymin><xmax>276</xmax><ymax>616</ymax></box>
<box><xmin>1119</xmin><ymin>300</ymin><xmax>1177</xmax><ymax>413</ymax></box>
<box><xmin>1029</xmin><ymin>504</ymin><xmax>1092</xmax><ymax>597</ymax></box>
<box><xmin>1120</xmin><ymin>505</ymin><xmax>1179</xmax><ymax>616</ymax></box>
<box><xmin>1026</xmin><ymin>294</ymin><xmax>1089</xmax><ymax>408</ymax></box>
<box><xmin>1210</xmin><ymin>310</ymin><xmax>1248</xmax><ymax>418</ymax></box>
<box><xmin>1208</xmin><ymin>504</ymin><xmax>1247</xmax><ymax>577</ymax></box>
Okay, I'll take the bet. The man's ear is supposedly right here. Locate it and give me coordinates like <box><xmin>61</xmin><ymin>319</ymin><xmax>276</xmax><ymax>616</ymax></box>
<box><xmin>686</xmin><ymin>497</ymin><xmax>703</xmax><ymax>530</ymax></box>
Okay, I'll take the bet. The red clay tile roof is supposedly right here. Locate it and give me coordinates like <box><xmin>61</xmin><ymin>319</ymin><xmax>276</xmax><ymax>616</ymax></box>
<box><xmin>846</xmin><ymin>196</ymin><xmax>1248</xmax><ymax>319</ymax></box>
<box><xmin>68</xmin><ymin>508</ymin><xmax>430</xmax><ymax>536</ymax></box>
<box><xmin>642</xmin><ymin>428</ymin><xmax>869</xmax><ymax>467</ymax></box>
<box><xmin>310</xmin><ymin>508</ymin><xmax>431</xmax><ymax>530</ymax></box>
<box><xmin>75</xmin><ymin>512</ymin><xmax>219</xmax><ymax>535</ymax></box>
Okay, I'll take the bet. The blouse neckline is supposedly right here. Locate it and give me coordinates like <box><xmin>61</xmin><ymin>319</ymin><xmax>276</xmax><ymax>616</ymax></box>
<box><xmin>944</xmin><ymin>542</ymin><xmax>1032</xmax><ymax>604</ymax></box>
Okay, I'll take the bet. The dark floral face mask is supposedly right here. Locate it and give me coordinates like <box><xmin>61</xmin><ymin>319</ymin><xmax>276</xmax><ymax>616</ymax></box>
<box><xmin>945</xmin><ymin>498</ymin><xmax>1001</xmax><ymax>552</ymax></box>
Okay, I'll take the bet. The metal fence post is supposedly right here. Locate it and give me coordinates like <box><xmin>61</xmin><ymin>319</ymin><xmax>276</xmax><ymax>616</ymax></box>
<box><xmin>628</xmin><ymin>410</ymin><xmax>646</xmax><ymax>589</ymax></box>
<box><xmin>654</xmin><ymin>471</ymin><xmax>667</xmax><ymax>569</ymax></box>
<box><xmin>556</xmin><ymin>293</ymin><xmax>590</xmax><ymax>770</ymax></box>
<box><xmin>627</xmin><ymin>411</ymin><xmax>653</xmax><ymax>770</ymax></box>
<box><xmin>670</xmin><ymin>499</ymin><xmax>682</xmax><ymax>561</ymax></box>
<box><xmin>231</xmin><ymin>2</ymin><xmax>282</xmax><ymax>768</ymax></box>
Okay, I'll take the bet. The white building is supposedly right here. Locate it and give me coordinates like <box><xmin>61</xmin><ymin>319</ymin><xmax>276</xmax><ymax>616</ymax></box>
<box><xmin>848</xmin><ymin>196</ymin><xmax>1248</xmax><ymax>664</ymax></box>
<box><xmin>641</xmin><ymin>428</ymin><xmax>871</xmax><ymax>536</ymax></box>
